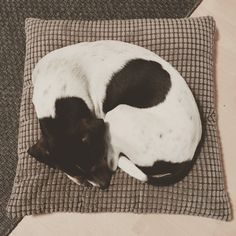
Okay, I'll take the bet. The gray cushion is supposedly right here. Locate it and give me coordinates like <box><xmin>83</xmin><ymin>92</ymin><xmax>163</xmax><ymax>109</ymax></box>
<box><xmin>6</xmin><ymin>16</ymin><xmax>232</xmax><ymax>221</ymax></box>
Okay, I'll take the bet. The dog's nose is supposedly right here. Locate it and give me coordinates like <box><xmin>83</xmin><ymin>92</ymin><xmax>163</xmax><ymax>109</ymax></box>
<box><xmin>91</xmin><ymin>165</ymin><xmax>113</xmax><ymax>190</ymax></box>
<box><xmin>99</xmin><ymin>180</ymin><xmax>110</xmax><ymax>190</ymax></box>
<box><xmin>100</xmin><ymin>184</ymin><xmax>109</xmax><ymax>190</ymax></box>
<box><xmin>96</xmin><ymin>171</ymin><xmax>112</xmax><ymax>190</ymax></box>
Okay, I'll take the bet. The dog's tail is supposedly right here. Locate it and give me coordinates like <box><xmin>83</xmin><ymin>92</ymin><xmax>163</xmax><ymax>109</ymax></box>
<box><xmin>139</xmin><ymin>160</ymin><xmax>194</xmax><ymax>186</ymax></box>
<box><xmin>118</xmin><ymin>154</ymin><xmax>194</xmax><ymax>186</ymax></box>
<box><xmin>137</xmin><ymin>141</ymin><xmax>202</xmax><ymax>186</ymax></box>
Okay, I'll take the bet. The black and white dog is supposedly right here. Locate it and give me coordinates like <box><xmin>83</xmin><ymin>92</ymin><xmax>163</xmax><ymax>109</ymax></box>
<box><xmin>28</xmin><ymin>40</ymin><xmax>202</xmax><ymax>189</ymax></box>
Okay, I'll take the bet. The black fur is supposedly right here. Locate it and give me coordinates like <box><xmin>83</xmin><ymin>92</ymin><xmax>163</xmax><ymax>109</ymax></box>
<box><xmin>103</xmin><ymin>59</ymin><xmax>171</xmax><ymax>113</ymax></box>
<box><xmin>136</xmin><ymin>160</ymin><xmax>193</xmax><ymax>186</ymax></box>
<box><xmin>134</xmin><ymin>136</ymin><xmax>203</xmax><ymax>186</ymax></box>
<box><xmin>28</xmin><ymin>97</ymin><xmax>112</xmax><ymax>189</ymax></box>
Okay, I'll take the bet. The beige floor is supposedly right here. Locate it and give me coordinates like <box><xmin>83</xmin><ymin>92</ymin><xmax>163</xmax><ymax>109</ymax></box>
<box><xmin>10</xmin><ymin>0</ymin><xmax>236</xmax><ymax>235</ymax></box>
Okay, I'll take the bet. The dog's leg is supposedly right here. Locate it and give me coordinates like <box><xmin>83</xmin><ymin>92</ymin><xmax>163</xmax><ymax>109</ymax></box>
<box><xmin>118</xmin><ymin>155</ymin><xmax>148</xmax><ymax>182</ymax></box>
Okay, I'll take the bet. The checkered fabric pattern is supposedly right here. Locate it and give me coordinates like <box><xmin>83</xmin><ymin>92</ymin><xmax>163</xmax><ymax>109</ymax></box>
<box><xmin>6</xmin><ymin>16</ymin><xmax>232</xmax><ymax>221</ymax></box>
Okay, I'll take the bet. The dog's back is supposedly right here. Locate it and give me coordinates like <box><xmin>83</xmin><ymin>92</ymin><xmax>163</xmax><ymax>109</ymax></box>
<box><xmin>32</xmin><ymin>40</ymin><xmax>177</xmax><ymax>119</ymax></box>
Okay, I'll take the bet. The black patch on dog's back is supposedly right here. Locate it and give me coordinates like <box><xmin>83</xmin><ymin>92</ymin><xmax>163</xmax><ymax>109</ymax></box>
<box><xmin>103</xmin><ymin>59</ymin><xmax>171</xmax><ymax>113</ymax></box>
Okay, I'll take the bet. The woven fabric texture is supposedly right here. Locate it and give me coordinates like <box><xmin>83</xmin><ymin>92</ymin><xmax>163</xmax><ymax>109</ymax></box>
<box><xmin>6</xmin><ymin>16</ymin><xmax>232</xmax><ymax>221</ymax></box>
<box><xmin>0</xmin><ymin>1</ymin><xmax>202</xmax><ymax>235</ymax></box>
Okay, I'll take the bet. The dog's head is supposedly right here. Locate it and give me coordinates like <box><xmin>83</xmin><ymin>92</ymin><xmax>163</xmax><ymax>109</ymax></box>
<box><xmin>28</xmin><ymin>97</ymin><xmax>113</xmax><ymax>189</ymax></box>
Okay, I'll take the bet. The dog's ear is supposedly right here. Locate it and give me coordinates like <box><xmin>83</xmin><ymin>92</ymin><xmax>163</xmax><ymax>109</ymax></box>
<box><xmin>27</xmin><ymin>137</ymin><xmax>56</xmax><ymax>168</ymax></box>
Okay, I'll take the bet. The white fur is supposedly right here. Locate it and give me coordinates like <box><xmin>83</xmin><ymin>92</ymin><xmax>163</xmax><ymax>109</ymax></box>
<box><xmin>65</xmin><ymin>174</ymin><xmax>81</xmax><ymax>185</ymax></box>
<box><xmin>66</xmin><ymin>174</ymin><xmax>98</xmax><ymax>186</ymax></box>
<box><xmin>33</xmin><ymin>40</ymin><xmax>202</xmax><ymax>180</ymax></box>
<box><xmin>87</xmin><ymin>180</ymin><xmax>99</xmax><ymax>187</ymax></box>
<box><xmin>118</xmin><ymin>155</ymin><xmax>148</xmax><ymax>182</ymax></box>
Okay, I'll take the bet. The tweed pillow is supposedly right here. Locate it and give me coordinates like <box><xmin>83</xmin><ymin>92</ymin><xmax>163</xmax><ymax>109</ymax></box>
<box><xmin>7</xmin><ymin>16</ymin><xmax>232</xmax><ymax>221</ymax></box>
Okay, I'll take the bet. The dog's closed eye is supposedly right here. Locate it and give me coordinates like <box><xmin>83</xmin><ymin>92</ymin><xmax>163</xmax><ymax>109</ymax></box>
<box><xmin>81</xmin><ymin>134</ymin><xmax>89</xmax><ymax>143</ymax></box>
<box><xmin>76</xmin><ymin>165</ymin><xmax>86</xmax><ymax>174</ymax></box>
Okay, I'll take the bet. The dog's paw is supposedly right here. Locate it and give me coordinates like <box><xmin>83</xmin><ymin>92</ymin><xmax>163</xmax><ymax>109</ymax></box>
<box><xmin>66</xmin><ymin>174</ymin><xmax>92</xmax><ymax>187</ymax></box>
<box><xmin>82</xmin><ymin>180</ymin><xmax>93</xmax><ymax>187</ymax></box>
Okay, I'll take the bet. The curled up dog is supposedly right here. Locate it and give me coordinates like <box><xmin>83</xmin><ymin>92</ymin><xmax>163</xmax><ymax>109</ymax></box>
<box><xmin>28</xmin><ymin>40</ymin><xmax>202</xmax><ymax>189</ymax></box>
